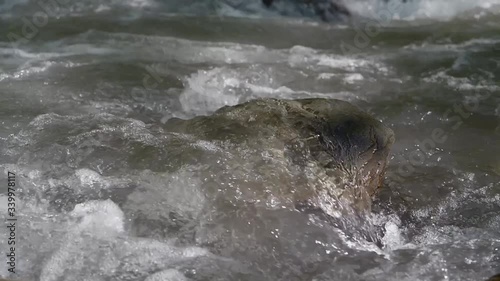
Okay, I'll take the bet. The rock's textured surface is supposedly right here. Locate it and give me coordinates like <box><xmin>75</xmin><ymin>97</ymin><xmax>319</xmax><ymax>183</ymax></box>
<box><xmin>262</xmin><ymin>0</ymin><xmax>351</xmax><ymax>21</ymax></box>
<box><xmin>165</xmin><ymin>98</ymin><xmax>394</xmax><ymax>215</ymax></box>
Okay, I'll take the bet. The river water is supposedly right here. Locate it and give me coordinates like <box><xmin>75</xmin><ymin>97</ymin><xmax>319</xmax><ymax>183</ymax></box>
<box><xmin>0</xmin><ymin>0</ymin><xmax>499</xmax><ymax>280</ymax></box>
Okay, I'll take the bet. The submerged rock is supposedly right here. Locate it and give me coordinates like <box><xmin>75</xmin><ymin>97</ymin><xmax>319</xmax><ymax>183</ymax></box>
<box><xmin>165</xmin><ymin>98</ymin><xmax>394</xmax><ymax>215</ymax></box>
<box><xmin>8</xmin><ymin>98</ymin><xmax>393</xmax><ymax>226</ymax></box>
<box><xmin>262</xmin><ymin>0</ymin><xmax>351</xmax><ymax>21</ymax></box>
<box><xmin>488</xmin><ymin>274</ymin><xmax>500</xmax><ymax>281</ymax></box>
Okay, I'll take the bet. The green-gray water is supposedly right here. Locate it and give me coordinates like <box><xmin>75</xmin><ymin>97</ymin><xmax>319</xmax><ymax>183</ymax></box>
<box><xmin>0</xmin><ymin>0</ymin><xmax>499</xmax><ymax>280</ymax></box>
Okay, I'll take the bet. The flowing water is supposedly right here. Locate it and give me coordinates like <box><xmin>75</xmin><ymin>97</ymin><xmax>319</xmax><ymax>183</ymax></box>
<box><xmin>0</xmin><ymin>0</ymin><xmax>499</xmax><ymax>280</ymax></box>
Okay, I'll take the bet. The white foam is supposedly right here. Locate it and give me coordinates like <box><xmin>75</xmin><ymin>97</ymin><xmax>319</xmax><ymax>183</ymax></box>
<box><xmin>70</xmin><ymin>199</ymin><xmax>125</xmax><ymax>235</ymax></box>
<box><xmin>178</xmin><ymin>65</ymin><xmax>363</xmax><ymax>115</ymax></box>
<box><xmin>11</xmin><ymin>61</ymin><xmax>54</xmax><ymax>79</ymax></box>
<box><xmin>145</xmin><ymin>269</ymin><xmax>190</xmax><ymax>281</ymax></box>
<box><xmin>317</xmin><ymin>56</ymin><xmax>369</xmax><ymax>70</ymax></box>
<box><xmin>381</xmin><ymin>220</ymin><xmax>404</xmax><ymax>250</ymax></box>
<box><xmin>179</xmin><ymin>68</ymin><xmax>242</xmax><ymax>115</ymax></box>
<box><xmin>39</xmin><ymin>199</ymin><xmax>210</xmax><ymax>281</ymax></box>
<box><xmin>344</xmin><ymin>73</ymin><xmax>365</xmax><ymax>84</ymax></box>
<box><xmin>40</xmin><ymin>200</ymin><xmax>125</xmax><ymax>281</ymax></box>
<box><xmin>75</xmin><ymin>168</ymin><xmax>105</xmax><ymax>187</ymax></box>
<box><xmin>318</xmin><ymin>73</ymin><xmax>338</xmax><ymax>80</ymax></box>
<box><xmin>337</xmin><ymin>228</ymin><xmax>387</xmax><ymax>257</ymax></box>
<box><xmin>288</xmin><ymin>45</ymin><xmax>386</xmax><ymax>72</ymax></box>
<box><xmin>31</xmin><ymin>165</ymin><xmax>129</xmax><ymax>196</ymax></box>
<box><xmin>0</xmin><ymin>48</ymin><xmax>85</xmax><ymax>81</ymax></box>
<box><xmin>115</xmin><ymin>239</ymin><xmax>210</xmax><ymax>274</ymax></box>
<box><xmin>423</xmin><ymin>71</ymin><xmax>500</xmax><ymax>92</ymax></box>
<box><xmin>345</xmin><ymin>0</ymin><xmax>500</xmax><ymax>21</ymax></box>
<box><xmin>125</xmin><ymin>0</ymin><xmax>155</xmax><ymax>8</ymax></box>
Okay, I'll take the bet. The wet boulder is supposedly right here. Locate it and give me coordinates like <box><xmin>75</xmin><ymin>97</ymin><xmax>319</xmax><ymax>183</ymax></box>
<box><xmin>488</xmin><ymin>274</ymin><xmax>500</xmax><ymax>281</ymax></box>
<box><xmin>262</xmin><ymin>0</ymin><xmax>350</xmax><ymax>21</ymax></box>
<box><xmin>165</xmin><ymin>98</ymin><xmax>394</xmax><ymax>215</ymax></box>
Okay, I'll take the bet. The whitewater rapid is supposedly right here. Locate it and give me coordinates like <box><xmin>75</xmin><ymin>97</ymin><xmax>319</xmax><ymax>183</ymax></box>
<box><xmin>0</xmin><ymin>0</ymin><xmax>499</xmax><ymax>280</ymax></box>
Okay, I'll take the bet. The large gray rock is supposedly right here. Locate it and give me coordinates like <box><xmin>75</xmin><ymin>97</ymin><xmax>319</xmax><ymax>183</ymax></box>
<box><xmin>165</xmin><ymin>98</ymin><xmax>394</xmax><ymax>215</ymax></box>
<box><xmin>262</xmin><ymin>0</ymin><xmax>351</xmax><ymax>21</ymax></box>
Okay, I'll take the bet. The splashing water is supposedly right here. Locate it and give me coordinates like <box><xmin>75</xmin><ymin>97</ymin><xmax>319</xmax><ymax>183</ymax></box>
<box><xmin>0</xmin><ymin>0</ymin><xmax>499</xmax><ymax>280</ymax></box>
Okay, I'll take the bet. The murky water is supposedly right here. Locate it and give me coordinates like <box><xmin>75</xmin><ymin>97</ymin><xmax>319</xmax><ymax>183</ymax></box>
<box><xmin>0</xmin><ymin>0</ymin><xmax>499</xmax><ymax>280</ymax></box>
